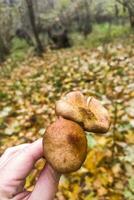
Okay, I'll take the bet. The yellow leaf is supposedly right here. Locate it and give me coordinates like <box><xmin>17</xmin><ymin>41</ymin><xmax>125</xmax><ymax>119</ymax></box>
<box><xmin>84</xmin><ymin>147</ymin><xmax>105</xmax><ymax>173</ymax></box>
<box><xmin>109</xmin><ymin>193</ymin><xmax>123</xmax><ymax>200</ymax></box>
<box><xmin>25</xmin><ymin>169</ymin><xmax>37</xmax><ymax>189</ymax></box>
<box><xmin>125</xmin><ymin>131</ymin><xmax>134</xmax><ymax>144</ymax></box>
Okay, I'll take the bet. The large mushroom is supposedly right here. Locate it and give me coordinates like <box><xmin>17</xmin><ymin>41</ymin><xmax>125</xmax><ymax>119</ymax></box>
<box><xmin>43</xmin><ymin>117</ymin><xmax>87</xmax><ymax>173</ymax></box>
<box><xmin>43</xmin><ymin>91</ymin><xmax>110</xmax><ymax>173</ymax></box>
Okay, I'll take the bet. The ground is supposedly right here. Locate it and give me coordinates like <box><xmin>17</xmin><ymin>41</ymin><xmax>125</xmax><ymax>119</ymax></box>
<box><xmin>0</xmin><ymin>35</ymin><xmax>134</xmax><ymax>200</ymax></box>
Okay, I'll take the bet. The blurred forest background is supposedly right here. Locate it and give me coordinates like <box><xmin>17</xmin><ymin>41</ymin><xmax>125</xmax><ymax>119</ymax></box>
<box><xmin>0</xmin><ymin>0</ymin><xmax>134</xmax><ymax>199</ymax></box>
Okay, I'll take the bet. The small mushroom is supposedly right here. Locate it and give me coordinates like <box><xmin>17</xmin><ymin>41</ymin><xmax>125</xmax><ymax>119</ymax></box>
<box><xmin>43</xmin><ymin>117</ymin><xmax>87</xmax><ymax>173</ymax></box>
<box><xmin>55</xmin><ymin>91</ymin><xmax>110</xmax><ymax>133</ymax></box>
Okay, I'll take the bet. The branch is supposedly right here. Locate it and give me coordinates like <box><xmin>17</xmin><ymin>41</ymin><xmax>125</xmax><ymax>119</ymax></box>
<box><xmin>116</xmin><ymin>0</ymin><xmax>124</xmax><ymax>5</ymax></box>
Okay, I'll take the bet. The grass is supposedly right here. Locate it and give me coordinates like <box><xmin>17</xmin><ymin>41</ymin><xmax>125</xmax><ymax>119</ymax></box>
<box><xmin>10</xmin><ymin>38</ymin><xmax>32</xmax><ymax>63</ymax></box>
<box><xmin>71</xmin><ymin>23</ymin><xmax>132</xmax><ymax>48</ymax></box>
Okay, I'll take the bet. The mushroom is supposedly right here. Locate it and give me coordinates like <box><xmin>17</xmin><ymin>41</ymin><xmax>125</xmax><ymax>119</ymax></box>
<box><xmin>43</xmin><ymin>91</ymin><xmax>110</xmax><ymax>173</ymax></box>
<box><xmin>55</xmin><ymin>91</ymin><xmax>110</xmax><ymax>133</ymax></box>
<box><xmin>43</xmin><ymin>117</ymin><xmax>87</xmax><ymax>173</ymax></box>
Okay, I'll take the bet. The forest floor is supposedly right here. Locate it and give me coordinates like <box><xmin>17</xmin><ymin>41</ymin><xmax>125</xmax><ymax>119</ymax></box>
<box><xmin>0</xmin><ymin>35</ymin><xmax>134</xmax><ymax>200</ymax></box>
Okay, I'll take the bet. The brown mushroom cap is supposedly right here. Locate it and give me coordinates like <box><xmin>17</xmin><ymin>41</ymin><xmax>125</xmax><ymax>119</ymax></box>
<box><xmin>43</xmin><ymin>117</ymin><xmax>87</xmax><ymax>173</ymax></box>
<box><xmin>55</xmin><ymin>91</ymin><xmax>110</xmax><ymax>134</ymax></box>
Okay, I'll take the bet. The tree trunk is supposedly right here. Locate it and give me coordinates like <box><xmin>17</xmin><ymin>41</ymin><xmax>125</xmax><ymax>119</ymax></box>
<box><xmin>25</xmin><ymin>0</ymin><xmax>44</xmax><ymax>54</ymax></box>
<box><xmin>129</xmin><ymin>10</ymin><xmax>134</xmax><ymax>28</ymax></box>
<box><xmin>83</xmin><ymin>0</ymin><xmax>92</xmax><ymax>38</ymax></box>
<box><xmin>116</xmin><ymin>0</ymin><xmax>134</xmax><ymax>28</ymax></box>
<box><xmin>0</xmin><ymin>35</ymin><xmax>9</xmax><ymax>62</ymax></box>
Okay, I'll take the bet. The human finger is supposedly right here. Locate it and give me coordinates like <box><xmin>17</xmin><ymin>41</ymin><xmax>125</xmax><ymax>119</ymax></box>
<box><xmin>0</xmin><ymin>144</ymin><xmax>30</xmax><ymax>167</ymax></box>
<box><xmin>3</xmin><ymin>138</ymin><xmax>43</xmax><ymax>180</ymax></box>
<box><xmin>29</xmin><ymin>163</ymin><xmax>61</xmax><ymax>200</ymax></box>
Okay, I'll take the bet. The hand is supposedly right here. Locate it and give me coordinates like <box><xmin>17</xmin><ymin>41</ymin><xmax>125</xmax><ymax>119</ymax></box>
<box><xmin>0</xmin><ymin>139</ymin><xmax>60</xmax><ymax>200</ymax></box>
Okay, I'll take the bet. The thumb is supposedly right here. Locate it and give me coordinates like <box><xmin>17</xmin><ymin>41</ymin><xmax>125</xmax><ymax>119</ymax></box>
<box><xmin>29</xmin><ymin>163</ymin><xmax>61</xmax><ymax>200</ymax></box>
